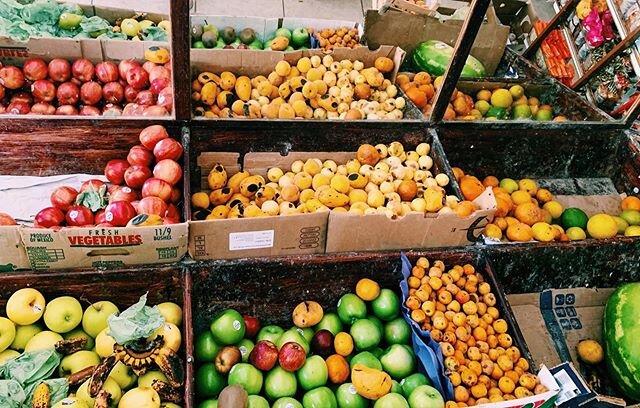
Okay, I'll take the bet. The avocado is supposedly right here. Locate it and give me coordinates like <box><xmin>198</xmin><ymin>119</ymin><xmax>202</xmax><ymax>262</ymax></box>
<box><xmin>191</xmin><ymin>24</ymin><xmax>203</xmax><ymax>41</ymax></box>
<box><xmin>239</xmin><ymin>27</ymin><xmax>257</xmax><ymax>45</ymax></box>
<box><xmin>202</xmin><ymin>31</ymin><xmax>217</xmax><ymax>48</ymax></box>
<box><xmin>221</xmin><ymin>26</ymin><xmax>236</xmax><ymax>44</ymax></box>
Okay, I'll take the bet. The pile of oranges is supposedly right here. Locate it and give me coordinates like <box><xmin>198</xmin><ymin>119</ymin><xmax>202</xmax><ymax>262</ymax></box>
<box><xmin>396</xmin><ymin>72</ymin><xmax>436</xmax><ymax>116</ymax></box>
<box><xmin>405</xmin><ymin>257</ymin><xmax>548</xmax><ymax>406</ymax></box>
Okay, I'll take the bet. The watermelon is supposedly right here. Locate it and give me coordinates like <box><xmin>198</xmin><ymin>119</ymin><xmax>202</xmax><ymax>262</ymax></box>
<box><xmin>603</xmin><ymin>282</ymin><xmax>640</xmax><ymax>400</ymax></box>
<box><xmin>412</xmin><ymin>40</ymin><xmax>486</xmax><ymax>78</ymax></box>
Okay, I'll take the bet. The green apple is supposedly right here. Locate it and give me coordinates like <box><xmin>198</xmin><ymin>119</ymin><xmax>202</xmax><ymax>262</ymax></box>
<box><xmin>350</xmin><ymin>319</ymin><xmax>381</xmax><ymax>351</ymax></box>
<box><xmin>276</xmin><ymin>328</ymin><xmax>310</xmax><ymax>354</ymax></box>
<box><xmin>0</xmin><ymin>349</ymin><xmax>19</xmax><ymax>364</ymax></box>
<box><xmin>368</xmin><ymin>316</ymin><xmax>384</xmax><ymax>334</ymax></box>
<box><xmin>77</xmin><ymin>377</ymin><xmax>121</xmax><ymax>407</ymax></box>
<box><xmin>297</xmin><ymin>355</ymin><xmax>328</xmax><ymax>391</ymax></box>
<box><xmin>291</xmin><ymin>27</ymin><xmax>309</xmax><ymax>48</ymax></box>
<box><xmin>248</xmin><ymin>39</ymin><xmax>263</xmax><ymax>50</ymax></box>
<box><xmin>63</xmin><ymin>328</ymin><xmax>95</xmax><ymax>351</ymax></box>
<box><xmin>337</xmin><ymin>294</ymin><xmax>366</xmax><ymax>324</ymax></box>
<box><xmin>371</xmin><ymin>347</ymin><xmax>384</xmax><ymax>359</ymax></box>
<box><xmin>210</xmin><ymin>309</ymin><xmax>245</xmax><ymax>345</ymax></box>
<box><xmin>274</xmin><ymin>27</ymin><xmax>292</xmax><ymax>41</ymax></box>
<box><xmin>257</xmin><ymin>325</ymin><xmax>284</xmax><ymax>344</ymax></box>
<box><xmin>296</xmin><ymin>327</ymin><xmax>314</xmax><ymax>344</ymax></box>
<box><xmin>196</xmin><ymin>331</ymin><xmax>221</xmax><ymax>362</ymax></box>
<box><xmin>335</xmin><ymin>383</ymin><xmax>369</xmax><ymax>408</ymax></box>
<box><xmin>52</xmin><ymin>397</ymin><xmax>89</xmax><ymax>408</ymax></box>
<box><xmin>380</xmin><ymin>345</ymin><xmax>416</xmax><ymax>380</ymax></box>
<box><xmin>349</xmin><ymin>352</ymin><xmax>381</xmax><ymax>370</ymax></box>
<box><xmin>408</xmin><ymin>385</ymin><xmax>444</xmax><ymax>408</ymax></box>
<box><xmin>302</xmin><ymin>386</ymin><xmax>337</xmax><ymax>408</ymax></box>
<box><xmin>265</xmin><ymin>366</ymin><xmax>297</xmax><ymax>400</ymax></box>
<box><xmin>6</xmin><ymin>288</ymin><xmax>45</xmax><ymax>325</ymax></box>
<box><xmin>374</xmin><ymin>393</ymin><xmax>409</xmax><ymax>408</ymax></box>
<box><xmin>24</xmin><ymin>330</ymin><xmax>62</xmax><ymax>352</ymax></box>
<box><xmin>247</xmin><ymin>395</ymin><xmax>269</xmax><ymax>408</ymax></box>
<box><xmin>263</xmin><ymin>38</ymin><xmax>273</xmax><ymax>50</ymax></box>
<box><xmin>11</xmin><ymin>323</ymin><xmax>42</xmax><ymax>351</ymax></box>
<box><xmin>156</xmin><ymin>302</ymin><xmax>182</xmax><ymax>326</ymax></box>
<box><xmin>109</xmin><ymin>361</ymin><xmax>137</xmax><ymax>390</ymax></box>
<box><xmin>228</xmin><ymin>363</ymin><xmax>263</xmax><ymax>395</ymax></box>
<box><xmin>82</xmin><ymin>301</ymin><xmax>119</xmax><ymax>338</ymax></box>
<box><xmin>371</xmin><ymin>289</ymin><xmax>400</xmax><ymax>322</ymax></box>
<box><xmin>273</xmin><ymin>397</ymin><xmax>302</xmax><ymax>408</ymax></box>
<box><xmin>237</xmin><ymin>338</ymin><xmax>255</xmax><ymax>363</ymax></box>
<box><xmin>119</xmin><ymin>386</ymin><xmax>161</xmax><ymax>408</ymax></box>
<box><xmin>384</xmin><ymin>318</ymin><xmax>411</xmax><ymax>345</ymax></box>
<box><xmin>314</xmin><ymin>313</ymin><xmax>343</xmax><ymax>335</ymax></box>
<box><xmin>401</xmin><ymin>373</ymin><xmax>430</xmax><ymax>398</ymax></box>
<box><xmin>138</xmin><ymin>370</ymin><xmax>168</xmax><ymax>388</ymax></box>
<box><xmin>58</xmin><ymin>12</ymin><xmax>83</xmax><ymax>30</ymax></box>
<box><xmin>196</xmin><ymin>363</ymin><xmax>226</xmax><ymax>399</ymax></box>
<box><xmin>95</xmin><ymin>328</ymin><xmax>117</xmax><ymax>358</ymax></box>
<box><xmin>391</xmin><ymin>380</ymin><xmax>403</xmax><ymax>394</ymax></box>
<box><xmin>44</xmin><ymin>296</ymin><xmax>83</xmax><ymax>334</ymax></box>
<box><xmin>199</xmin><ymin>400</ymin><xmax>218</xmax><ymax>408</ymax></box>
<box><xmin>59</xmin><ymin>350</ymin><xmax>101</xmax><ymax>376</ymax></box>
<box><xmin>215</xmin><ymin>38</ymin><xmax>226</xmax><ymax>48</ymax></box>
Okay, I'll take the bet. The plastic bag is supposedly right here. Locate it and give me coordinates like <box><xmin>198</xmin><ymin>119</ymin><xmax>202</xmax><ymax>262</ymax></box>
<box><xmin>400</xmin><ymin>253</ymin><xmax>454</xmax><ymax>400</ymax></box>
<box><xmin>80</xmin><ymin>16</ymin><xmax>110</xmax><ymax>35</ymax></box>
<box><xmin>20</xmin><ymin>1</ymin><xmax>61</xmax><ymax>25</ymax></box>
<box><xmin>3</xmin><ymin>350</ymin><xmax>60</xmax><ymax>387</ymax></box>
<box><xmin>108</xmin><ymin>293</ymin><xmax>165</xmax><ymax>345</ymax></box>
<box><xmin>0</xmin><ymin>380</ymin><xmax>26</xmax><ymax>406</ymax></box>
<box><xmin>0</xmin><ymin>0</ymin><xmax>24</xmax><ymax>20</ymax></box>
<box><xmin>23</xmin><ymin>378</ymin><xmax>68</xmax><ymax>407</ymax></box>
<box><xmin>142</xmin><ymin>26</ymin><xmax>168</xmax><ymax>42</ymax></box>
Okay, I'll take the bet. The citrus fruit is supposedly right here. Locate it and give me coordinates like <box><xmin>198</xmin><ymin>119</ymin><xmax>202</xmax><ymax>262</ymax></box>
<box><xmin>485</xmin><ymin>106</ymin><xmax>508</xmax><ymax>119</ymax></box>
<box><xmin>511</xmin><ymin>190</ymin><xmax>532</xmax><ymax>206</ymax></box>
<box><xmin>355</xmin><ymin>278</ymin><xmax>380</xmax><ymax>301</ymax></box>
<box><xmin>513</xmin><ymin>95</ymin><xmax>528</xmax><ymax>106</ymax></box>
<box><xmin>514</xmin><ymin>202</ymin><xmax>544</xmax><ymax>225</ymax></box>
<box><xmin>535</xmin><ymin>109</ymin><xmax>553</xmax><ymax>121</ymax></box>
<box><xmin>531</xmin><ymin>222</ymin><xmax>555</xmax><ymax>242</ymax></box>
<box><xmin>613</xmin><ymin>216</ymin><xmax>629</xmax><ymax>234</ymax></box>
<box><xmin>506</xmin><ymin>222</ymin><xmax>533</xmax><ymax>242</ymax></box>
<box><xmin>561</xmin><ymin>208</ymin><xmax>588</xmax><ymax>229</ymax></box>
<box><xmin>620</xmin><ymin>209</ymin><xmax>640</xmax><ymax>226</ymax></box>
<box><xmin>509</xmin><ymin>85</ymin><xmax>525</xmax><ymax>99</ymax></box>
<box><xmin>483</xmin><ymin>224</ymin><xmax>502</xmax><ymax>240</ymax></box>
<box><xmin>536</xmin><ymin>188</ymin><xmax>553</xmax><ymax>203</ymax></box>
<box><xmin>566</xmin><ymin>227</ymin><xmax>586</xmax><ymax>240</ymax></box>
<box><xmin>499</xmin><ymin>178</ymin><xmax>518</xmax><ymax>194</ymax></box>
<box><xmin>625</xmin><ymin>225</ymin><xmax>640</xmax><ymax>236</ymax></box>
<box><xmin>621</xmin><ymin>196</ymin><xmax>640</xmax><ymax>211</ymax></box>
<box><xmin>334</xmin><ymin>332</ymin><xmax>354</xmax><ymax>357</ymax></box>
<box><xmin>518</xmin><ymin>179</ymin><xmax>538</xmax><ymax>196</ymax></box>
<box><xmin>576</xmin><ymin>339</ymin><xmax>604</xmax><ymax>365</ymax></box>
<box><xmin>543</xmin><ymin>201</ymin><xmax>563</xmax><ymax>219</ymax></box>
<box><xmin>586</xmin><ymin>214</ymin><xmax>618</xmax><ymax>239</ymax></box>
<box><xmin>482</xmin><ymin>176</ymin><xmax>499</xmax><ymax>187</ymax></box>
<box><xmin>512</xmin><ymin>104</ymin><xmax>532</xmax><ymax>119</ymax></box>
<box><xmin>475</xmin><ymin>100</ymin><xmax>491</xmax><ymax>115</ymax></box>
<box><xmin>476</xmin><ymin>89</ymin><xmax>491</xmax><ymax>102</ymax></box>
<box><xmin>490</xmin><ymin>89</ymin><xmax>513</xmax><ymax>108</ymax></box>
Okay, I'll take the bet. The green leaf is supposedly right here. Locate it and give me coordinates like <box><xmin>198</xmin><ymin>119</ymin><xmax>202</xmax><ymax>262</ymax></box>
<box><xmin>107</xmin><ymin>293</ymin><xmax>165</xmax><ymax>345</ymax></box>
<box><xmin>75</xmin><ymin>184</ymin><xmax>108</xmax><ymax>212</ymax></box>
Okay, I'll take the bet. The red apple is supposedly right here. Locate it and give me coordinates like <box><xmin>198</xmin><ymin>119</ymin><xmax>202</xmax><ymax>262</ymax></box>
<box><xmin>311</xmin><ymin>329</ymin><xmax>334</xmax><ymax>358</ymax></box>
<box><xmin>80</xmin><ymin>105</ymin><xmax>101</xmax><ymax>116</ymax></box>
<box><xmin>104</xmin><ymin>201</ymin><xmax>136</xmax><ymax>227</ymax></box>
<box><xmin>65</xmin><ymin>205</ymin><xmax>94</xmax><ymax>226</ymax></box>
<box><xmin>278</xmin><ymin>342</ymin><xmax>307</xmax><ymax>372</ymax></box>
<box><xmin>109</xmin><ymin>186</ymin><xmax>138</xmax><ymax>203</ymax></box>
<box><xmin>124</xmin><ymin>85</ymin><xmax>138</xmax><ymax>102</ymax></box>
<box><xmin>124</xmin><ymin>165</ymin><xmax>152</xmax><ymax>189</ymax></box>
<box><xmin>22</xmin><ymin>58</ymin><xmax>48</xmax><ymax>81</ymax></box>
<box><xmin>35</xmin><ymin>207</ymin><xmax>65</xmax><ymax>227</ymax></box>
<box><xmin>71</xmin><ymin>59</ymin><xmax>95</xmax><ymax>82</ymax></box>
<box><xmin>130</xmin><ymin>200</ymin><xmax>140</xmax><ymax>213</ymax></box>
<box><xmin>80</xmin><ymin>179</ymin><xmax>106</xmax><ymax>193</ymax></box>
<box><xmin>142</xmin><ymin>105</ymin><xmax>168</xmax><ymax>117</ymax></box>
<box><xmin>118</xmin><ymin>60</ymin><xmax>139</xmax><ymax>79</ymax></box>
<box><xmin>0</xmin><ymin>66</ymin><xmax>25</xmax><ymax>90</ymax></box>
<box><xmin>153</xmin><ymin>138</ymin><xmax>183</xmax><ymax>162</ymax></box>
<box><xmin>7</xmin><ymin>101</ymin><xmax>30</xmax><ymax>115</ymax></box>
<box><xmin>122</xmin><ymin>103</ymin><xmax>145</xmax><ymax>116</ymax></box>
<box><xmin>142</xmin><ymin>61</ymin><xmax>157</xmax><ymax>73</ymax></box>
<box><xmin>96</xmin><ymin>222</ymin><xmax>114</xmax><ymax>227</ymax></box>
<box><xmin>153</xmin><ymin>159</ymin><xmax>182</xmax><ymax>186</ymax></box>
<box><xmin>164</xmin><ymin>203</ymin><xmax>180</xmax><ymax>220</ymax></box>
<box><xmin>127</xmin><ymin>145</ymin><xmax>154</xmax><ymax>167</ymax></box>
<box><xmin>150</xmin><ymin>78</ymin><xmax>170</xmax><ymax>95</ymax></box>
<box><xmin>56</xmin><ymin>82</ymin><xmax>79</xmax><ymax>105</ymax></box>
<box><xmin>0</xmin><ymin>212</ymin><xmax>17</xmax><ymax>225</ymax></box>
<box><xmin>249</xmin><ymin>340</ymin><xmax>279</xmax><ymax>371</ymax></box>
<box><xmin>95</xmin><ymin>209</ymin><xmax>107</xmax><ymax>224</ymax></box>
<box><xmin>157</xmin><ymin>87</ymin><xmax>173</xmax><ymax>112</ymax></box>
<box><xmin>102</xmin><ymin>104</ymin><xmax>122</xmax><ymax>116</ymax></box>
<box><xmin>135</xmin><ymin>90</ymin><xmax>155</xmax><ymax>106</ymax></box>
<box><xmin>126</xmin><ymin>66</ymin><xmax>149</xmax><ymax>89</ymax></box>
<box><xmin>30</xmin><ymin>102</ymin><xmax>56</xmax><ymax>115</ymax></box>
<box><xmin>48</xmin><ymin>58</ymin><xmax>71</xmax><ymax>82</ymax></box>
<box><xmin>0</xmin><ymin>84</ymin><xmax>5</xmax><ymax>100</ymax></box>
<box><xmin>95</xmin><ymin>61</ymin><xmax>119</xmax><ymax>83</ymax></box>
<box><xmin>80</xmin><ymin>81</ymin><xmax>102</xmax><ymax>105</ymax></box>
<box><xmin>170</xmin><ymin>187</ymin><xmax>181</xmax><ymax>204</ymax></box>
<box><xmin>102</xmin><ymin>82</ymin><xmax>124</xmax><ymax>104</ymax></box>
<box><xmin>243</xmin><ymin>315</ymin><xmax>261</xmax><ymax>339</ymax></box>
<box><xmin>11</xmin><ymin>92</ymin><xmax>33</xmax><ymax>105</ymax></box>
<box><xmin>55</xmin><ymin>105</ymin><xmax>78</xmax><ymax>115</ymax></box>
<box><xmin>137</xmin><ymin>196</ymin><xmax>167</xmax><ymax>216</ymax></box>
<box><xmin>163</xmin><ymin>217</ymin><xmax>179</xmax><ymax>224</ymax></box>
<box><xmin>141</xmin><ymin>177</ymin><xmax>172</xmax><ymax>201</ymax></box>
<box><xmin>139</xmin><ymin>125</ymin><xmax>169</xmax><ymax>150</ymax></box>
<box><xmin>31</xmin><ymin>79</ymin><xmax>56</xmax><ymax>102</ymax></box>
<box><xmin>104</xmin><ymin>159</ymin><xmax>129</xmax><ymax>184</ymax></box>
<box><xmin>149</xmin><ymin>66</ymin><xmax>171</xmax><ymax>82</ymax></box>
<box><xmin>215</xmin><ymin>346</ymin><xmax>242</xmax><ymax>374</ymax></box>
<box><xmin>50</xmin><ymin>186</ymin><xmax>79</xmax><ymax>211</ymax></box>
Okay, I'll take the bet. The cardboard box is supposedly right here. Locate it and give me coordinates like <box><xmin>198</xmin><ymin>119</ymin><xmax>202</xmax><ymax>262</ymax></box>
<box><xmin>190</xmin><ymin>15</ymin><xmax>280</xmax><ymax>43</ymax></box>
<box><xmin>0</xmin><ymin>226</ymin><xmax>30</xmax><ymax>271</ymax></box>
<box><xmin>281</xmin><ymin>16</ymin><xmax>363</xmax><ymax>40</ymax></box>
<box><xmin>363</xmin><ymin>8</ymin><xmax>510</xmax><ymax>75</ymax></box>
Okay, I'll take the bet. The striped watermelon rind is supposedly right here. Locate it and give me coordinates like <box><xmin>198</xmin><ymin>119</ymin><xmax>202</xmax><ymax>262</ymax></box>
<box><xmin>604</xmin><ymin>282</ymin><xmax>640</xmax><ymax>400</ymax></box>
<box><xmin>412</xmin><ymin>40</ymin><xmax>486</xmax><ymax>78</ymax></box>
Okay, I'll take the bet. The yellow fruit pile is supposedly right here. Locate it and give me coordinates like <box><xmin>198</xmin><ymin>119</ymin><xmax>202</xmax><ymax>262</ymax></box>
<box><xmin>312</xmin><ymin>27</ymin><xmax>361</xmax><ymax>51</ymax></box>
<box><xmin>191</xmin><ymin>142</ymin><xmax>481</xmax><ymax>219</ymax></box>
<box><xmin>405</xmin><ymin>257</ymin><xmax>548</xmax><ymax>406</ymax></box>
<box><xmin>453</xmin><ymin>168</ymin><xmax>567</xmax><ymax>242</ymax></box>
<box><xmin>192</xmin><ymin>55</ymin><xmax>406</xmax><ymax>119</ymax></box>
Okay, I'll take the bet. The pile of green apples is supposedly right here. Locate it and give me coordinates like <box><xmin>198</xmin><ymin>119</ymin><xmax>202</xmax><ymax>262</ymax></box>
<box><xmin>0</xmin><ymin>288</ymin><xmax>183</xmax><ymax>408</ymax></box>
<box><xmin>195</xmin><ymin>278</ymin><xmax>445</xmax><ymax>407</ymax></box>
<box><xmin>191</xmin><ymin>23</ymin><xmax>311</xmax><ymax>51</ymax></box>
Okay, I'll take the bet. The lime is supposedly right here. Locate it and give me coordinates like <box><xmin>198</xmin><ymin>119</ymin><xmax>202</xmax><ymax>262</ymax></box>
<box><xmin>535</xmin><ymin>109</ymin><xmax>553</xmax><ymax>121</ymax></box>
<box><xmin>561</xmin><ymin>208</ymin><xmax>589</xmax><ymax>230</ymax></box>
<box><xmin>337</xmin><ymin>294</ymin><xmax>367</xmax><ymax>325</ymax></box>
<box><xmin>371</xmin><ymin>289</ymin><xmax>400</xmax><ymax>321</ymax></box>
<box><xmin>566</xmin><ymin>227</ymin><xmax>586</xmax><ymax>240</ymax></box>
<box><xmin>195</xmin><ymin>331</ymin><xmax>220</xmax><ymax>362</ymax></box>
<box><xmin>58</xmin><ymin>12</ymin><xmax>83</xmax><ymax>30</ymax></box>
<box><xmin>512</xmin><ymin>104</ymin><xmax>532</xmax><ymax>119</ymax></box>
<box><xmin>491</xmin><ymin>89</ymin><xmax>513</xmax><ymax>108</ymax></box>
<box><xmin>620</xmin><ymin>209</ymin><xmax>640</xmax><ymax>226</ymax></box>
<box><xmin>624</xmin><ymin>225</ymin><xmax>640</xmax><ymax>236</ymax></box>
<box><xmin>485</xmin><ymin>106</ymin><xmax>508</xmax><ymax>119</ymax></box>
<box><xmin>474</xmin><ymin>100</ymin><xmax>491</xmax><ymax>116</ymax></box>
<box><xmin>509</xmin><ymin>85</ymin><xmax>525</xmax><ymax>99</ymax></box>
<box><xmin>499</xmin><ymin>178</ymin><xmax>519</xmax><ymax>194</ymax></box>
<box><xmin>195</xmin><ymin>363</ymin><xmax>226</xmax><ymax>398</ymax></box>
<box><xmin>613</xmin><ymin>216</ymin><xmax>629</xmax><ymax>234</ymax></box>
<box><xmin>586</xmin><ymin>214</ymin><xmax>618</xmax><ymax>239</ymax></box>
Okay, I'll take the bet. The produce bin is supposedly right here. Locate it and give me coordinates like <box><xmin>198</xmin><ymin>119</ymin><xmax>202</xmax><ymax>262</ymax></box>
<box><xmin>0</xmin><ymin>121</ymin><xmax>188</xmax><ymax>270</ymax></box>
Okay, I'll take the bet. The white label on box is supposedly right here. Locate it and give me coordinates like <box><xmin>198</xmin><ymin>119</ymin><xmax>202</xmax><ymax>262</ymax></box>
<box><xmin>229</xmin><ymin>230</ymin><xmax>275</xmax><ymax>251</ymax></box>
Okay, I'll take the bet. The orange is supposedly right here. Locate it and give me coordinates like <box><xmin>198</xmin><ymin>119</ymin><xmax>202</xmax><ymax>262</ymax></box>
<box><xmin>326</xmin><ymin>354</ymin><xmax>350</xmax><ymax>384</ymax></box>
<box><xmin>460</xmin><ymin>176</ymin><xmax>485</xmax><ymax>201</ymax></box>
<box><xmin>535</xmin><ymin>188</ymin><xmax>553</xmax><ymax>203</ymax></box>
<box><xmin>406</xmin><ymin>87</ymin><xmax>428</xmax><ymax>109</ymax></box>
<box><xmin>334</xmin><ymin>332</ymin><xmax>354</xmax><ymax>356</ymax></box>
<box><xmin>396</xmin><ymin>74</ymin><xmax>410</xmax><ymax>87</ymax></box>
<box><xmin>355</xmin><ymin>278</ymin><xmax>380</xmax><ymax>301</ymax></box>
<box><xmin>622</xmin><ymin>196</ymin><xmax>640</xmax><ymax>211</ymax></box>
<box><xmin>482</xmin><ymin>176</ymin><xmax>499</xmax><ymax>187</ymax></box>
<box><xmin>456</xmin><ymin>201</ymin><xmax>477</xmax><ymax>218</ymax></box>
<box><xmin>494</xmin><ymin>194</ymin><xmax>513</xmax><ymax>218</ymax></box>
<box><xmin>452</xmin><ymin>167</ymin><xmax>465</xmax><ymax>181</ymax></box>
<box><xmin>414</xmin><ymin>72</ymin><xmax>432</xmax><ymax>86</ymax></box>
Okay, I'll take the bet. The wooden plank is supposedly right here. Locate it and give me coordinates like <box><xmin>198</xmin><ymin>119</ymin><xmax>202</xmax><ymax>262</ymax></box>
<box><xmin>283</xmin><ymin>0</ymin><xmax>364</xmax><ymax>21</ymax></box>
<box><xmin>194</xmin><ymin>0</ymin><xmax>284</xmax><ymax>17</ymax></box>
<box><xmin>170</xmin><ymin>0</ymin><xmax>192</xmax><ymax>121</ymax></box>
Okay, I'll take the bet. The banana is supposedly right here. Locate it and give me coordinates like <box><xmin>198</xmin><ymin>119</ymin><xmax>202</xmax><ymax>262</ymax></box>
<box><xmin>351</xmin><ymin>364</ymin><xmax>392</xmax><ymax>400</ymax></box>
<box><xmin>144</xmin><ymin>46</ymin><xmax>170</xmax><ymax>64</ymax></box>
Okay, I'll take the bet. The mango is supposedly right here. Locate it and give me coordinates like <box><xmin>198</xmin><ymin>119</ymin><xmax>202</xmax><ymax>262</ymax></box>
<box><xmin>235</xmin><ymin>76</ymin><xmax>252</xmax><ymax>101</ymax></box>
<box><xmin>351</xmin><ymin>364</ymin><xmax>392</xmax><ymax>400</ymax></box>
<box><xmin>200</xmin><ymin>82</ymin><xmax>219</xmax><ymax>106</ymax></box>
<box><xmin>270</xmin><ymin>36</ymin><xmax>289</xmax><ymax>51</ymax></box>
<box><xmin>220</xmin><ymin>71</ymin><xmax>236</xmax><ymax>90</ymax></box>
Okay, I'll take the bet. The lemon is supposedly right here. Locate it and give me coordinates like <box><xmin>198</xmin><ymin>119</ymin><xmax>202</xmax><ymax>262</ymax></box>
<box><xmin>625</xmin><ymin>225</ymin><xmax>640</xmax><ymax>236</ymax></box>
<box><xmin>475</xmin><ymin>100</ymin><xmax>491</xmax><ymax>116</ymax></box>
<box><xmin>490</xmin><ymin>89</ymin><xmax>513</xmax><ymax>109</ymax></box>
<box><xmin>613</xmin><ymin>216</ymin><xmax>629</xmax><ymax>234</ymax></box>
<box><xmin>509</xmin><ymin>85</ymin><xmax>525</xmax><ymax>99</ymax></box>
<box><xmin>120</xmin><ymin>18</ymin><xmax>141</xmax><ymax>37</ymax></box>
<box><xmin>576</xmin><ymin>339</ymin><xmax>604</xmax><ymax>365</ymax></box>
<box><xmin>566</xmin><ymin>227</ymin><xmax>586</xmax><ymax>240</ymax></box>
<box><xmin>484</xmin><ymin>223</ymin><xmax>502</xmax><ymax>240</ymax></box>
<box><xmin>620</xmin><ymin>209</ymin><xmax>640</xmax><ymax>226</ymax></box>
<box><xmin>532</xmin><ymin>222</ymin><xmax>555</xmax><ymax>242</ymax></box>
<box><xmin>586</xmin><ymin>214</ymin><xmax>618</xmax><ymax>239</ymax></box>
<box><xmin>499</xmin><ymin>178</ymin><xmax>518</xmax><ymax>194</ymax></box>
<box><xmin>476</xmin><ymin>89</ymin><xmax>492</xmax><ymax>102</ymax></box>
<box><xmin>518</xmin><ymin>178</ymin><xmax>538</xmax><ymax>196</ymax></box>
<box><xmin>511</xmin><ymin>190</ymin><xmax>532</xmax><ymax>206</ymax></box>
<box><xmin>543</xmin><ymin>201</ymin><xmax>563</xmax><ymax>219</ymax></box>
